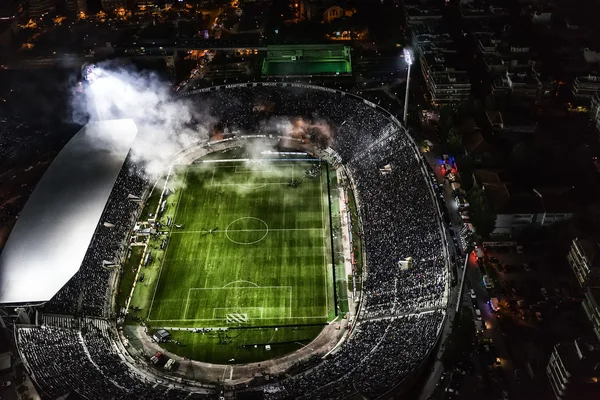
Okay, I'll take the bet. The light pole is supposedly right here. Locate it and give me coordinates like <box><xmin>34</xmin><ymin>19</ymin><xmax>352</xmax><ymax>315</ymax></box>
<box><xmin>403</xmin><ymin>48</ymin><xmax>413</xmax><ymax>125</ymax></box>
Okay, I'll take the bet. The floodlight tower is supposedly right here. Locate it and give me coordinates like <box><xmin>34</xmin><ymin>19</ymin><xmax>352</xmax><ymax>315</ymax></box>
<box><xmin>403</xmin><ymin>48</ymin><xmax>414</xmax><ymax>125</ymax></box>
<box><xmin>82</xmin><ymin>63</ymin><xmax>103</xmax><ymax>121</ymax></box>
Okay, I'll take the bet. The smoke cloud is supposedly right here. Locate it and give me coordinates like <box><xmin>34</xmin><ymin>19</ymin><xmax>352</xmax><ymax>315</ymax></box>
<box><xmin>72</xmin><ymin>63</ymin><xmax>335</xmax><ymax>179</ymax></box>
<box><xmin>73</xmin><ymin>62</ymin><xmax>213</xmax><ymax>178</ymax></box>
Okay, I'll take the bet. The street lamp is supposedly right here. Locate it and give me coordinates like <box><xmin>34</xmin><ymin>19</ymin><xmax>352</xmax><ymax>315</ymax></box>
<box><xmin>403</xmin><ymin>48</ymin><xmax>413</xmax><ymax>125</ymax></box>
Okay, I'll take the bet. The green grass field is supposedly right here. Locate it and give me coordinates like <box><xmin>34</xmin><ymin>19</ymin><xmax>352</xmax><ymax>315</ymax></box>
<box><xmin>146</xmin><ymin>161</ymin><xmax>336</xmax><ymax>328</ymax></box>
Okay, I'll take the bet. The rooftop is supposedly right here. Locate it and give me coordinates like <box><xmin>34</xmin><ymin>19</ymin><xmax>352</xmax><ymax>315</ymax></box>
<box><xmin>483</xmin><ymin>184</ymin><xmax>545</xmax><ymax>215</ymax></box>
<box><xmin>0</xmin><ymin>120</ymin><xmax>138</xmax><ymax>304</ymax></box>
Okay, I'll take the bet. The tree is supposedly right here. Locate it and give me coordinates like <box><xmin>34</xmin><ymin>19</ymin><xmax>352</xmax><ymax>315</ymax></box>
<box><xmin>467</xmin><ymin>186</ymin><xmax>496</xmax><ymax>239</ymax></box>
<box><xmin>509</xmin><ymin>141</ymin><xmax>528</xmax><ymax>169</ymax></box>
<box><xmin>439</xmin><ymin>105</ymin><xmax>457</xmax><ymax>139</ymax></box>
<box><xmin>447</xmin><ymin>127</ymin><xmax>463</xmax><ymax>154</ymax></box>
<box><xmin>456</xmin><ymin>155</ymin><xmax>475</xmax><ymax>190</ymax></box>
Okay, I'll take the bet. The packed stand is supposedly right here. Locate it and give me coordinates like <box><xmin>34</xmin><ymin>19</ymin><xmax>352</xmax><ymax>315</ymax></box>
<box><xmin>42</xmin><ymin>163</ymin><xmax>147</xmax><ymax>316</ymax></box>
<box><xmin>264</xmin><ymin>312</ymin><xmax>443</xmax><ymax>399</ymax></box>
<box><xmin>17</xmin><ymin>319</ymin><xmax>214</xmax><ymax>400</ymax></box>
<box><xmin>19</xmin><ymin>85</ymin><xmax>447</xmax><ymax>398</ymax></box>
<box><xmin>346</xmin><ymin>131</ymin><xmax>447</xmax><ymax>316</ymax></box>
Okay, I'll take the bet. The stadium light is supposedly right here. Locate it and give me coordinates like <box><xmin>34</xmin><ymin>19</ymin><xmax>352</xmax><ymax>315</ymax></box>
<box><xmin>403</xmin><ymin>48</ymin><xmax>414</xmax><ymax>125</ymax></box>
<box><xmin>403</xmin><ymin>48</ymin><xmax>413</xmax><ymax>66</ymax></box>
<box><xmin>82</xmin><ymin>63</ymin><xmax>104</xmax><ymax>120</ymax></box>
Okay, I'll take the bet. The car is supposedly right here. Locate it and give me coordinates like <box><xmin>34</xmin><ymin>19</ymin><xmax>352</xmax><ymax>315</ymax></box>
<box><xmin>541</xmin><ymin>287</ymin><xmax>549</xmax><ymax>299</ymax></box>
<box><xmin>469</xmin><ymin>289</ymin><xmax>476</xmax><ymax>299</ymax></box>
<box><xmin>445</xmin><ymin>387</ymin><xmax>459</xmax><ymax>395</ymax></box>
<box><xmin>475</xmin><ymin>309</ymin><xmax>482</xmax><ymax>320</ymax></box>
<box><xmin>536</xmin><ymin>311</ymin><xmax>543</xmax><ymax>321</ymax></box>
<box><xmin>0</xmin><ymin>381</ymin><xmax>11</xmax><ymax>389</ymax></box>
<box><xmin>515</xmin><ymin>368</ymin><xmax>522</xmax><ymax>382</ymax></box>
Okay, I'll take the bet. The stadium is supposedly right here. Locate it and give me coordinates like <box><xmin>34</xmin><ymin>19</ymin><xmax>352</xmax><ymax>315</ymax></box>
<box><xmin>0</xmin><ymin>81</ymin><xmax>450</xmax><ymax>399</ymax></box>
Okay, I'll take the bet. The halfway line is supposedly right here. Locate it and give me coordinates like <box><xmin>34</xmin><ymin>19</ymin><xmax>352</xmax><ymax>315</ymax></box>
<box><xmin>171</xmin><ymin>228</ymin><xmax>325</xmax><ymax>234</ymax></box>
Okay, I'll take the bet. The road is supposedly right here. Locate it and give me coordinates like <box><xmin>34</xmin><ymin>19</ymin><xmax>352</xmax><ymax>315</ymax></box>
<box><xmin>420</xmin><ymin>150</ymin><xmax>523</xmax><ymax>399</ymax></box>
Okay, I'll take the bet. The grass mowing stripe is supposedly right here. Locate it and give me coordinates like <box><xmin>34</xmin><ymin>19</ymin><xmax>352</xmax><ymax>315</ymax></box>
<box><xmin>147</xmin><ymin>166</ymin><xmax>189</xmax><ymax>320</ymax></box>
<box><xmin>147</xmin><ymin>161</ymin><xmax>332</xmax><ymax>328</ymax></box>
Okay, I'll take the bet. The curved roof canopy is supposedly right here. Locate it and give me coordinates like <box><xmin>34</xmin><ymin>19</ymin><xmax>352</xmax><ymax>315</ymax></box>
<box><xmin>0</xmin><ymin>119</ymin><xmax>138</xmax><ymax>304</ymax></box>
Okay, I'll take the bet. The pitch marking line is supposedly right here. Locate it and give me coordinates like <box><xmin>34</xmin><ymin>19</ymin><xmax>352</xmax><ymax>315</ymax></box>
<box><xmin>233</xmin><ymin>165</ymin><xmax>275</xmax><ymax>173</ymax></box>
<box><xmin>147</xmin><ymin>316</ymin><xmax>328</xmax><ymax>322</ymax></box>
<box><xmin>222</xmin><ymin>280</ymin><xmax>259</xmax><ymax>288</ymax></box>
<box><xmin>170</xmin><ymin>228</ymin><xmax>324</xmax><ymax>234</ymax></box>
<box><xmin>148</xmin><ymin>167</ymin><xmax>190</xmax><ymax>320</ymax></box>
<box><xmin>213</xmin><ymin>308</ymin><xmax>264</xmax><ymax>321</ymax></box>
<box><xmin>184</xmin><ymin>286</ymin><xmax>293</xmax><ymax>320</ymax></box>
<box><xmin>213</xmin><ymin>182</ymin><xmax>289</xmax><ymax>186</ymax></box>
<box><xmin>319</xmin><ymin>168</ymin><xmax>329</xmax><ymax>318</ymax></box>
<box><xmin>225</xmin><ymin>217</ymin><xmax>268</xmax><ymax>245</ymax></box>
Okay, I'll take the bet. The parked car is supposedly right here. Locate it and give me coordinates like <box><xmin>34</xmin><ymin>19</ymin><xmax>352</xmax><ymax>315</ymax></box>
<box><xmin>469</xmin><ymin>289</ymin><xmax>476</xmax><ymax>299</ymax></box>
<box><xmin>536</xmin><ymin>311</ymin><xmax>543</xmax><ymax>321</ymax></box>
<box><xmin>475</xmin><ymin>309</ymin><xmax>482</xmax><ymax>320</ymax></box>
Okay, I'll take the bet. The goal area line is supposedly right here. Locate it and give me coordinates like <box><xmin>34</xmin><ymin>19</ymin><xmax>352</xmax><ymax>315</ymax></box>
<box><xmin>183</xmin><ymin>286</ymin><xmax>293</xmax><ymax>321</ymax></box>
<box><xmin>146</xmin><ymin>159</ymin><xmax>334</xmax><ymax>326</ymax></box>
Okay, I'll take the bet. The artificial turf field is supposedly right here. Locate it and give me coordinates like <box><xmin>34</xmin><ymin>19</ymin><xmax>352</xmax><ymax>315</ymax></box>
<box><xmin>147</xmin><ymin>160</ymin><xmax>336</xmax><ymax>328</ymax></box>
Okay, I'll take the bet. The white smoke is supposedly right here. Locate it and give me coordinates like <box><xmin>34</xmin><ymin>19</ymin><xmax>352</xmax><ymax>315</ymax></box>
<box><xmin>72</xmin><ymin>64</ymin><xmax>335</xmax><ymax>179</ymax></box>
<box><xmin>73</xmin><ymin>63</ymin><xmax>213</xmax><ymax>178</ymax></box>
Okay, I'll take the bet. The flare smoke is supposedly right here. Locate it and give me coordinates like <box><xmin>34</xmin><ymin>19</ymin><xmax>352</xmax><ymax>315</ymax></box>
<box><xmin>73</xmin><ymin>63</ymin><xmax>212</xmax><ymax>178</ymax></box>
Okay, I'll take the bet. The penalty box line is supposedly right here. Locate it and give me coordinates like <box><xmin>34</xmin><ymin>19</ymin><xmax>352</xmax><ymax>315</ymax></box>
<box><xmin>184</xmin><ymin>286</ymin><xmax>293</xmax><ymax>320</ymax></box>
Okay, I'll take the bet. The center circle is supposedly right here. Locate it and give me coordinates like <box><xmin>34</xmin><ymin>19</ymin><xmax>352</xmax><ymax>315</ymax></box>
<box><xmin>225</xmin><ymin>217</ymin><xmax>269</xmax><ymax>245</ymax></box>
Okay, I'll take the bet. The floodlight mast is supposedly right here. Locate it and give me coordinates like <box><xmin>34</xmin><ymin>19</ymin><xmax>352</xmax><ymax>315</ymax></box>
<box><xmin>403</xmin><ymin>48</ymin><xmax>413</xmax><ymax>125</ymax></box>
<box><xmin>82</xmin><ymin>64</ymin><xmax>103</xmax><ymax>120</ymax></box>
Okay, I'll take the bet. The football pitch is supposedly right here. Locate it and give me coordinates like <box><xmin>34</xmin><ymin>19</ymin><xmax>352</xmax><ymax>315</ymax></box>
<box><xmin>147</xmin><ymin>160</ymin><xmax>336</xmax><ymax>328</ymax></box>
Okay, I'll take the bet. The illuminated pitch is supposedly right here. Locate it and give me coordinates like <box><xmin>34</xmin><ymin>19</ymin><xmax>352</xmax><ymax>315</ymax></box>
<box><xmin>146</xmin><ymin>160</ymin><xmax>336</xmax><ymax>331</ymax></box>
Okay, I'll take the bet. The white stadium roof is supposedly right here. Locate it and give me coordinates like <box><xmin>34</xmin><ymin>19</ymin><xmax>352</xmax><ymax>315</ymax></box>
<box><xmin>0</xmin><ymin>119</ymin><xmax>138</xmax><ymax>304</ymax></box>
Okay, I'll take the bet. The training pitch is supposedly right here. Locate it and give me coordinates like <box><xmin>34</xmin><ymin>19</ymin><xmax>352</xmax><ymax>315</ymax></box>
<box><xmin>147</xmin><ymin>160</ymin><xmax>336</xmax><ymax>328</ymax></box>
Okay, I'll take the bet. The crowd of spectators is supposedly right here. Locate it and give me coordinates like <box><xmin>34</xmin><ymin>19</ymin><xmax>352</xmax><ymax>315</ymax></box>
<box><xmin>348</xmin><ymin>132</ymin><xmax>447</xmax><ymax>317</ymax></box>
<box><xmin>264</xmin><ymin>312</ymin><xmax>443</xmax><ymax>399</ymax></box>
<box><xmin>17</xmin><ymin>318</ymin><xmax>214</xmax><ymax>399</ymax></box>
<box><xmin>16</xmin><ymin>84</ymin><xmax>447</xmax><ymax>399</ymax></box>
<box><xmin>0</xmin><ymin>116</ymin><xmax>73</xmax><ymax>171</ymax></box>
<box><xmin>43</xmin><ymin>163</ymin><xmax>147</xmax><ymax>316</ymax></box>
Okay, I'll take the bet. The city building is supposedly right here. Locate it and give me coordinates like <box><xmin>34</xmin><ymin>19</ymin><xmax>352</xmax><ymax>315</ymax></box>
<box><xmin>0</xmin><ymin>0</ymin><xmax>21</xmax><ymax>20</ymax></box>
<box><xmin>567</xmin><ymin>238</ymin><xmax>600</xmax><ymax>287</ymax></box>
<box><xmin>0</xmin><ymin>1</ymin><xmax>19</xmax><ymax>49</ymax></box>
<box><xmin>474</xmin><ymin>177</ymin><xmax>574</xmax><ymax>235</ymax></box>
<box><xmin>409</xmin><ymin>9</ymin><xmax>473</xmax><ymax>105</ymax></box>
<box><xmin>27</xmin><ymin>0</ymin><xmax>56</xmax><ymax>17</ymax></box>
<box><xmin>590</xmin><ymin>92</ymin><xmax>600</xmax><ymax>133</ymax></box>
<box><xmin>403</xmin><ymin>0</ymin><xmax>442</xmax><ymax>26</ymax></box>
<box><xmin>101</xmin><ymin>0</ymin><xmax>134</xmax><ymax>11</ymax></box>
<box><xmin>420</xmin><ymin>52</ymin><xmax>471</xmax><ymax>104</ymax></box>
<box><xmin>546</xmin><ymin>339</ymin><xmax>600</xmax><ymax>400</ymax></box>
<box><xmin>291</xmin><ymin>0</ymin><xmax>355</xmax><ymax>24</ymax></box>
<box><xmin>65</xmin><ymin>0</ymin><xmax>86</xmax><ymax>15</ymax></box>
<box><xmin>572</xmin><ymin>75</ymin><xmax>600</xmax><ymax>102</ymax></box>
<box><xmin>567</xmin><ymin>238</ymin><xmax>600</xmax><ymax>341</ymax></box>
